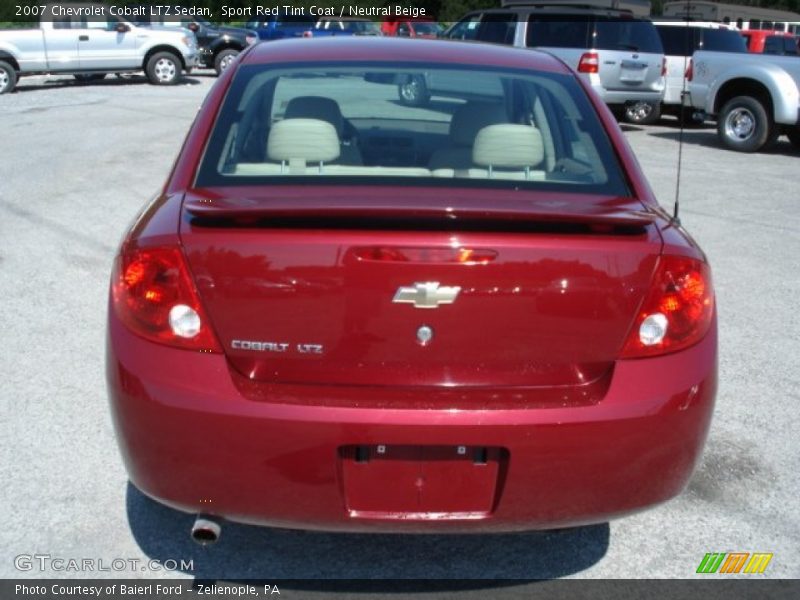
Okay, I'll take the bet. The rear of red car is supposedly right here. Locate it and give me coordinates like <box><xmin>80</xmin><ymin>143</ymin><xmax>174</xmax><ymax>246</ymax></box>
<box><xmin>107</xmin><ymin>39</ymin><xmax>716</xmax><ymax>533</ymax></box>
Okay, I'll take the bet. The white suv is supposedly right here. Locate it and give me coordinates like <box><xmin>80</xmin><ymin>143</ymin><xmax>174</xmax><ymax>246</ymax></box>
<box><xmin>438</xmin><ymin>5</ymin><xmax>666</xmax><ymax>124</ymax></box>
<box><xmin>653</xmin><ymin>21</ymin><xmax>748</xmax><ymax>122</ymax></box>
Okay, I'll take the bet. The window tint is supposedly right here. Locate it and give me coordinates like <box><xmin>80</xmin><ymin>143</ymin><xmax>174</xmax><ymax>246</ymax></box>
<box><xmin>764</xmin><ymin>36</ymin><xmax>782</xmax><ymax>53</ymax></box>
<box><xmin>527</xmin><ymin>16</ymin><xmax>591</xmax><ymax>48</ymax></box>
<box><xmin>196</xmin><ymin>63</ymin><xmax>629</xmax><ymax>196</ymax></box>
<box><xmin>594</xmin><ymin>19</ymin><xmax>663</xmax><ymax>53</ymax></box>
<box><xmin>445</xmin><ymin>14</ymin><xmax>481</xmax><ymax>41</ymax></box>
<box><xmin>656</xmin><ymin>25</ymin><xmax>695</xmax><ymax>56</ymax></box>
<box><xmin>700</xmin><ymin>29</ymin><xmax>747</xmax><ymax>52</ymax></box>
<box><xmin>475</xmin><ymin>14</ymin><xmax>516</xmax><ymax>46</ymax></box>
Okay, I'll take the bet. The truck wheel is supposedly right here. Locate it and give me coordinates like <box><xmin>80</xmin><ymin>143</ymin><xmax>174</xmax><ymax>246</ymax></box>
<box><xmin>397</xmin><ymin>75</ymin><xmax>430</xmax><ymax>107</ymax></box>
<box><xmin>787</xmin><ymin>127</ymin><xmax>800</xmax><ymax>150</ymax></box>
<box><xmin>624</xmin><ymin>101</ymin><xmax>661</xmax><ymax>125</ymax></box>
<box><xmin>717</xmin><ymin>96</ymin><xmax>777</xmax><ymax>153</ymax></box>
<box><xmin>146</xmin><ymin>52</ymin><xmax>182</xmax><ymax>86</ymax></box>
<box><xmin>0</xmin><ymin>61</ymin><xmax>17</xmax><ymax>94</ymax></box>
<box><xmin>214</xmin><ymin>48</ymin><xmax>239</xmax><ymax>76</ymax></box>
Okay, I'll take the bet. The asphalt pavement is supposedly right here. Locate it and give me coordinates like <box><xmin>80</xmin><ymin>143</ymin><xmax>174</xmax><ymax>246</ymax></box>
<box><xmin>0</xmin><ymin>72</ymin><xmax>798</xmax><ymax>583</ymax></box>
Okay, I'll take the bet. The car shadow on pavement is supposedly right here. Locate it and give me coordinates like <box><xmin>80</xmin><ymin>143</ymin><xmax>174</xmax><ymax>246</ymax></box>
<box><xmin>126</xmin><ymin>483</ymin><xmax>610</xmax><ymax>583</ymax></box>
<box><xmin>13</xmin><ymin>75</ymin><xmax>202</xmax><ymax>92</ymax></box>
<box><xmin>647</xmin><ymin>129</ymin><xmax>800</xmax><ymax>156</ymax></box>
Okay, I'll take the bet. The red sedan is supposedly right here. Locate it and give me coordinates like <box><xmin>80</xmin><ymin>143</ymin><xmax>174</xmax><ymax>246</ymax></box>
<box><xmin>107</xmin><ymin>37</ymin><xmax>716</xmax><ymax>542</ymax></box>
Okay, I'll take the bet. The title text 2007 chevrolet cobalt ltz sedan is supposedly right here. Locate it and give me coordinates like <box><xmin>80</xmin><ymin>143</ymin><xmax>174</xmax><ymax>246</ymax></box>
<box><xmin>107</xmin><ymin>38</ymin><xmax>716</xmax><ymax>541</ymax></box>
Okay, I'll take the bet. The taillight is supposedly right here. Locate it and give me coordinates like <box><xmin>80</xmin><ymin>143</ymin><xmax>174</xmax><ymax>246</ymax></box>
<box><xmin>621</xmin><ymin>255</ymin><xmax>714</xmax><ymax>358</ymax></box>
<box><xmin>685</xmin><ymin>58</ymin><xmax>693</xmax><ymax>82</ymax></box>
<box><xmin>661</xmin><ymin>57</ymin><xmax>667</xmax><ymax>77</ymax></box>
<box><xmin>303</xmin><ymin>30</ymin><xmax>313</xmax><ymax>38</ymax></box>
<box><xmin>111</xmin><ymin>245</ymin><xmax>221</xmax><ymax>352</ymax></box>
<box><xmin>577</xmin><ymin>52</ymin><xmax>599</xmax><ymax>74</ymax></box>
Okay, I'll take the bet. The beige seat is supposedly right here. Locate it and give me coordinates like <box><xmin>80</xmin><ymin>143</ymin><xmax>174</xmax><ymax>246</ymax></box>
<box><xmin>428</xmin><ymin>101</ymin><xmax>509</xmax><ymax>171</ymax></box>
<box><xmin>432</xmin><ymin>124</ymin><xmax>546</xmax><ymax>180</ymax></box>
<box><xmin>267</xmin><ymin>118</ymin><xmax>340</xmax><ymax>174</ymax></box>
<box><xmin>284</xmin><ymin>96</ymin><xmax>363</xmax><ymax>165</ymax></box>
<box><xmin>234</xmin><ymin>118</ymin><xmax>431</xmax><ymax>177</ymax></box>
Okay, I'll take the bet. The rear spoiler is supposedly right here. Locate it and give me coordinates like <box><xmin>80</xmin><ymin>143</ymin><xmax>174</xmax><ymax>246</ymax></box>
<box><xmin>184</xmin><ymin>195</ymin><xmax>658</xmax><ymax>227</ymax></box>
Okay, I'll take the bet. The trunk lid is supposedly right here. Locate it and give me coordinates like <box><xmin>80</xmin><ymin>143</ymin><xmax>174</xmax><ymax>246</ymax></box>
<box><xmin>180</xmin><ymin>188</ymin><xmax>663</xmax><ymax>389</ymax></box>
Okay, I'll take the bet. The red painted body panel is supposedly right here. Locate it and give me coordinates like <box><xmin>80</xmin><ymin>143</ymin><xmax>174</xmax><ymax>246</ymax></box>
<box><xmin>107</xmin><ymin>312</ymin><xmax>716</xmax><ymax>532</ymax></box>
<box><xmin>107</xmin><ymin>37</ymin><xmax>718</xmax><ymax>532</ymax></box>
<box><xmin>180</xmin><ymin>195</ymin><xmax>662</xmax><ymax>389</ymax></box>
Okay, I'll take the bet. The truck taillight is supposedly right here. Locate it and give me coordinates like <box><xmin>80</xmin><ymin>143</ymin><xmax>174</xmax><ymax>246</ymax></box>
<box><xmin>621</xmin><ymin>256</ymin><xmax>714</xmax><ymax>358</ymax></box>
<box><xmin>685</xmin><ymin>59</ymin><xmax>693</xmax><ymax>81</ymax></box>
<box><xmin>661</xmin><ymin>57</ymin><xmax>667</xmax><ymax>77</ymax></box>
<box><xmin>111</xmin><ymin>246</ymin><xmax>221</xmax><ymax>352</ymax></box>
<box><xmin>577</xmin><ymin>52</ymin><xmax>599</xmax><ymax>74</ymax></box>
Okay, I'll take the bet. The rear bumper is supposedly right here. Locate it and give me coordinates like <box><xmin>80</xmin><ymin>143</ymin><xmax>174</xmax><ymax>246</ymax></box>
<box><xmin>599</xmin><ymin>89</ymin><xmax>665</xmax><ymax>106</ymax></box>
<box><xmin>107</xmin><ymin>313</ymin><xmax>717</xmax><ymax>533</ymax></box>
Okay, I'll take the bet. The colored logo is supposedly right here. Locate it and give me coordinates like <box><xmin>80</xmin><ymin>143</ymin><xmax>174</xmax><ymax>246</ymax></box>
<box><xmin>696</xmin><ymin>552</ymin><xmax>773</xmax><ymax>574</ymax></box>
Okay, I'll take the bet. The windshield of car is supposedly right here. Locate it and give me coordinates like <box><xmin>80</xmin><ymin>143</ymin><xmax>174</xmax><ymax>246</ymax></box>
<box><xmin>195</xmin><ymin>63</ymin><xmax>629</xmax><ymax>196</ymax></box>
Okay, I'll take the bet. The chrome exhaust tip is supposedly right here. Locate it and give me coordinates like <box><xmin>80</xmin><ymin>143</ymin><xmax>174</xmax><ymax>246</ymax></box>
<box><xmin>191</xmin><ymin>515</ymin><xmax>221</xmax><ymax>546</ymax></box>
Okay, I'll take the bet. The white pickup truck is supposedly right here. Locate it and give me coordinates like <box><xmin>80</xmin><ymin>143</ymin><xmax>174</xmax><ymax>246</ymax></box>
<box><xmin>688</xmin><ymin>50</ymin><xmax>800</xmax><ymax>152</ymax></box>
<box><xmin>0</xmin><ymin>4</ymin><xmax>197</xmax><ymax>94</ymax></box>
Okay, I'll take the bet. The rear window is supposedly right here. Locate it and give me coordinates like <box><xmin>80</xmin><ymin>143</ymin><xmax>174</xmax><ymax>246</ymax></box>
<box><xmin>657</xmin><ymin>27</ymin><xmax>747</xmax><ymax>55</ymax></box>
<box><xmin>594</xmin><ymin>19</ymin><xmax>663</xmax><ymax>53</ymax></box>
<box><xmin>528</xmin><ymin>17</ymin><xmax>662</xmax><ymax>53</ymax></box>
<box><xmin>527</xmin><ymin>16</ymin><xmax>592</xmax><ymax>48</ymax></box>
<box><xmin>196</xmin><ymin>63</ymin><xmax>629</xmax><ymax>196</ymax></box>
<box><xmin>764</xmin><ymin>36</ymin><xmax>799</xmax><ymax>55</ymax></box>
<box><xmin>700</xmin><ymin>29</ymin><xmax>747</xmax><ymax>52</ymax></box>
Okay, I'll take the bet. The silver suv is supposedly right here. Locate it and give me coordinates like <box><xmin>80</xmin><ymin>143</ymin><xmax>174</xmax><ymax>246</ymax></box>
<box><xmin>434</xmin><ymin>5</ymin><xmax>666</xmax><ymax>123</ymax></box>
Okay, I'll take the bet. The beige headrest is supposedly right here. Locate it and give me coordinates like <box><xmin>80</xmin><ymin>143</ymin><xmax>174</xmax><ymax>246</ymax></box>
<box><xmin>472</xmin><ymin>124</ymin><xmax>544</xmax><ymax>169</ymax></box>
<box><xmin>284</xmin><ymin>96</ymin><xmax>345</xmax><ymax>138</ymax></box>
<box><xmin>450</xmin><ymin>102</ymin><xmax>508</xmax><ymax>146</ymax></box>
<box><xmin>267</xmin><ymin>119</ymin><xmax>340</xmax><ymax>163</ymax></box>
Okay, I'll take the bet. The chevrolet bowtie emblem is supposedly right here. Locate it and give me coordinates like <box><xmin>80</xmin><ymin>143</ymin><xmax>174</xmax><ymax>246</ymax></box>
<box><xmin>392</xmin><ymin>282</ymin><xmax>461</xmax><ymax>309</ymax></box>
